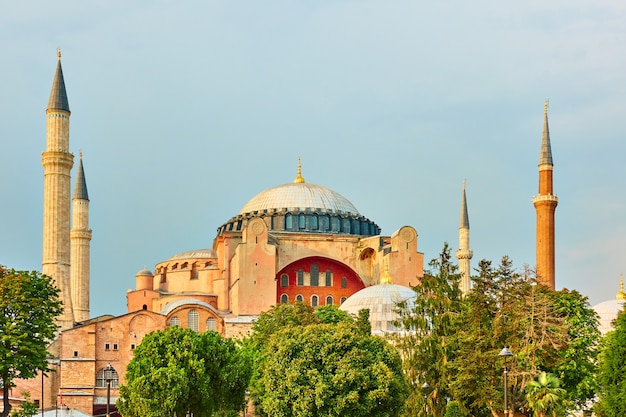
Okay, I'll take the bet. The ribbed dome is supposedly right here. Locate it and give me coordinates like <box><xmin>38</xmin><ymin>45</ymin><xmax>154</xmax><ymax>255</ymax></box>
<box><xmin>593</xmin><ymin>299</ymin><xmax>625</xmax><ymax>335</ymax></box>
<box><xmin>239</xmin><ymin>182</ymin><xmax>359</xmax><ymax>215</ymax></box>
<box><xmin>340</xmin><ymin>283</ymin><xmax>416</xmax><ymax>334</ymax></box>
<box><xmin>136</xmin><ymin>267</ymin><xmax>154</xmax><ymax>277</ymax></box>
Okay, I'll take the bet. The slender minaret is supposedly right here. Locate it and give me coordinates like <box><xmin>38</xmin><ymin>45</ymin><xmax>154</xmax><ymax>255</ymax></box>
<box><xmin>533</xmin><ymin>101</ymin><xmax>558</xmax><ymax>289</ymax></box>
<box><xmin>42</xmin><ymin>49</ymin><xmax>75</xmax><ymax>329</ymax></box>
<box><xmin>455</xmin><ymin>180</ymin><xmax>473</xmax><ymax>294</ymax></box>
<box><xmin>71</xmin><ymin>153</ymin><xmax>91</xmax><ymax>322</ymax></box>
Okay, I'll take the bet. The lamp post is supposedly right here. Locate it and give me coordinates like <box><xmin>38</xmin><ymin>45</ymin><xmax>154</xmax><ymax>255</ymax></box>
<box><xmin>105</xmin><ymin>363</ymin><xmax>115</xmax><ymax>417</ymax></box>
<box><xmin>421</xmin><ymin>382</ymin><xmax>430</xmax><ymax>415</ymax></box>
<box><xmin>498</xmin><ymin>347</ymin><xmax>513</xmax><ymax>417</ymax></box>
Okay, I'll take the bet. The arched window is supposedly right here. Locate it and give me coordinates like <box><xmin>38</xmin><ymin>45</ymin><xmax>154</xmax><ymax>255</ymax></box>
<box><xmin>340</xmin><ymin>296</ymin><xmax>347</xmax><ymax>305</ymax></box>
<box><xmin>310</xmin><ymin>264</ymin><xmax>319</xmax><ymax>286</ymax></box>
<box><xmin>188</xmin><ymin>310</ymin><xmax>199</xmax><ymax>332</ymax></box>
<box><xmin>310</xmin><ymin>215</ymin><xmax>318</xmax><ymax>230</ymax></box>
<box><xmin>320</xmin><ymin>215</ymin><xmax>329</xmax><ymax>231</ymax></box>
<box><xmin>169</xmin><ymin>316</ymin><xmax>181</xmax><ymax>327</ymax></box>
<box><xmin>280</xmin><ymin>274</ymin><xmax>289</xmax><ymax>288</ymax></box>
<box><xmin>296</xmin><ymin>294</ymin><xmax>303</xmax><ymax>303</ymax></box>
<box><xmin>96</xmin><ymin>366</ymin><xmax>119</xmax><ymax>388</ymax></box>
<box><xmin>326</xmin><ymin>296</ymin><xmax>333</xmax><ymax>305</ymax></box>
<box><xmin>280</xmin><ymin>294</ymin><xmax>288</xmax><ymax>304</ymax></box>
<box><xmin>206</xmin><ymin>318</ymin><xmax>217</xmax><ymax>332</ymax></box>
<box><xmin>298</xmin><ymin>214</ymin><xmax>306</xmax><ymax>229</ymax></box>
<box><xmin>341</xmin><ymin>218</ymin><xmax>351</xmax><ymax>234</ymax></box>
<box><xmin>285</xmin><ymin>214</ymin><xmax>293</xmax><ymax>230</ymax></box>
<box><xmin>297</xmin><ymin>270</ymin><xmax>304</xmax><ymax>286</ymax></box>
<box><xmin>325</xmin><ymin>270</ymin><xmax>332</xmax><ymax>286</ymax></box>
<box><xmin>311</xmin><ymin>295</ymin><xmax>319</xmax><ymax>307</ymax></box>
<box><xmin>341</xmin><ymin>276</ymin><xmax>347</xmax><ymax>288</ymax></box>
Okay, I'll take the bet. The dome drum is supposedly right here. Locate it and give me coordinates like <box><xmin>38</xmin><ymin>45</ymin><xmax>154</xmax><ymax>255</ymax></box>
<box><xmin>217</xmin><ymin>209</ymin><xmax>380</xmax><ymax>237</ymax></box>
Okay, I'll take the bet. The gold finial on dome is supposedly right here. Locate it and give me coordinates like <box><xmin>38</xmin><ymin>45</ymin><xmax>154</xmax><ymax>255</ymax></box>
<box><xmin>380</xmin><ymin>260</ymin><xmax>393</xmax><ymax>284</ymax></box>
<box><xmin>57</xmin><ymin>47</ymin><xmax>61</xmax><ymax>60</ymax></box>
<box><xmin>294</xmin><ymin>157</ymin><xmax>305</xmax><ymax>183</ymax></box>
<box><xmin>617</xmin><ymin>273</ymin><xmax>626</xmax><ymax>300</ymax></box>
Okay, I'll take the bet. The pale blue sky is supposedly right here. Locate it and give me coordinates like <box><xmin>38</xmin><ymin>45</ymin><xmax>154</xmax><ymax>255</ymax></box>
<box><xmin>1</xmin><ymin>1</ymin><xmax>625</xmax><ymax>317</ymax></box>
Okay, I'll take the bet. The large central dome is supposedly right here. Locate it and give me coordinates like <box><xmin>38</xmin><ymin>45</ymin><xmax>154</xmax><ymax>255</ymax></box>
<box><xmin>217</xmin><ymin>160</ymin><xmax>380</xmax><ymax>237</ymax></box>
<box><xmin>239</xmin><ymin>182</ymin><xmax>359</xmax><ymax>215</ymax></box>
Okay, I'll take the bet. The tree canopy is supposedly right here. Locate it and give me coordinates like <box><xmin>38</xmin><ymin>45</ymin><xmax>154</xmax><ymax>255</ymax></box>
<box><xmin>249</xmin><ymin>303</ymin><xmax>407</xmax><ymax>417</ymax></box>
<box><xmin>0</xmin><ymin>266</ymin><xmax>63</xmax><ymax>417</ymax></box>
<box><xmin>595</xmin><ymin>310</ymin><xmax>626</xmax><ymax>417</ymax></box>
<box><xmin>117</xmin><ymin>326</ymin><xmax>251</xmax><ymax>417</ymax></box>
<box><xmin>394</xmin><ymin>247</ymin><xmax>600</xmax><ymax>417</ymax></box>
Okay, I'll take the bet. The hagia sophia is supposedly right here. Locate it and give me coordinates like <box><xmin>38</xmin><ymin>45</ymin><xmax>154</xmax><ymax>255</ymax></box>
<box><xmin>5</xmin><ymin>53</ymin><xmax>624</xmax><ymax>416</ymax></box>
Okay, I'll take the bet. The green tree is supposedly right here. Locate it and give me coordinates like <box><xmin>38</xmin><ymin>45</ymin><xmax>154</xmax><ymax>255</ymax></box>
<box><xmin>595</xmin><ymin>310</ymin><xmax>626</xmax><ymax>417</ymax></box>
<box><xmin>117</xmin><ymin>326</ymin><xmax>251</xmax><ymax>417</ymax></box>
<box><xmin>0</xmin><ymin>266</ymin><xmax>63</xmax><ymax>417</ymax></box>
<box><xmin>524</xmin><ymin>372</ymin><xmax>565</xmax><ymax>417</ymax></box>
<box><xmin>394</xmin><ymin>243</ymin><xmax>463</xmax><ymax>417</ymax></box>
<box><xmin>9</xmin><ymin>392</ymin><xmax>38</xmax><ymax>417</ymax></box>
<box><xmin>444</xmin><ymin>400</ymin><xmax>465</xmax><ymax>417</ymax></box>
<box><xmin>255</xmin><ymin>321</ymin><xmax>408</xmax><ymax>417</ymax></box>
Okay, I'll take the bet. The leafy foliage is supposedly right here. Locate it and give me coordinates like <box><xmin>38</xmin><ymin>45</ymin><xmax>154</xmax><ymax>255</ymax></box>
<box><xmin>524</xmin><ymin>372</ymin><xmax>565</xmax><ymax>417</ymax></box>
<box><xmin>255</xmin><ymin>322</ymin><xmax>408</xmax><ymax>417</ymax></box>
<box><xmin>0</xmin><ymin>266</ymin><xmax>63</xmax><ymax>417</ymax></box>
<box><xmin>595</xmin><ymin>310</ymin><xmax>626</xmax><ymax>417</ymax></box>
<box><xmin>395</xmin><ymin>252</ymin><xmax>600</xmax><ymax>417</ymax></box>
<box><xmin>394</xmin><ymin>243</ymin><xmax>463</xmax><ymax>417</ymax></box>
<box><xmin>9</xmin><ymin>392</ymin><xmax>39</xmax><ymax>417</ymax></box>
<box><xmin>117</xmin><ymin>326</ymin><xmax>251</xmax><ymax>417</ymax></box>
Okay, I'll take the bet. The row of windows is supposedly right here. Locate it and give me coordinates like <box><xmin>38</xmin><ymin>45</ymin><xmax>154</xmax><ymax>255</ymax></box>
<box><xmin>168</xmin><ymin>310</ymin><xmax>217</xmax><ymax>332</ymax></box>
<box><xmin>280</xmin><ymin>294</ymin><xmax>347</xmax><ymax>306</ymax></box>
<box><xmin>283</xmin><ymin>214</ymin><xmax>377</xmax><ymax>235</ymax></box>
<box><xmin>280</xmin><ymin>268</ymin><xmax>347</xmax><ymax>288</ymax></box>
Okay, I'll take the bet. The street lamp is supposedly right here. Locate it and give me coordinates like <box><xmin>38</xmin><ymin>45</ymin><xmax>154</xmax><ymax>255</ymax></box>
<box><xmin>498</xmin><ymin>347</ymin><xmax>513</xmax><ymax>417</ymax></box>
<box><xmin>105</xmin><ymin>363</ymin><xmax>116</xmax><ymax>417</ymax></box>
<box><xmin>421</xmin><ymin>382</ymin><xmax>430</xmax><ymax>415</ymax></box>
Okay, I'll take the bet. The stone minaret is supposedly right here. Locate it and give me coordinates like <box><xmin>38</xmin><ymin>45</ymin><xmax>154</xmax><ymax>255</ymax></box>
<box><xmin>71</xmin><ymin>153</ymin><xmax>91</xmax><ymax>322</ymax></box>
<box><xmin>533</xmin><ymin>101</ymin><xmax>558</xmax><ymax>289</ymax></box>
<box><xmin>42</xmin><ymin>50</ymin><xmax>75</xmax><ymax>329</ymax></box>
<box><xmin>455</xmin><ymin>181</ymin><xmax>473</xmax><ymax>294</ymax></box>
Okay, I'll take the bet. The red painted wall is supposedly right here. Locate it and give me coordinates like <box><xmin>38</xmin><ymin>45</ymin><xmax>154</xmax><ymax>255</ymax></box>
<box><xmin>276</xmin><ymin>256</ymin><xmax>365</xmax><ymax>306</ymax></box>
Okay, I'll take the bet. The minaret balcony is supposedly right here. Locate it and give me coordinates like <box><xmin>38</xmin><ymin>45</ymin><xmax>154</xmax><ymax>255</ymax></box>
<box><xmin>532</xmin><ymin>194</ymin><xmax>558</xmax><ymax>203</ymax></box>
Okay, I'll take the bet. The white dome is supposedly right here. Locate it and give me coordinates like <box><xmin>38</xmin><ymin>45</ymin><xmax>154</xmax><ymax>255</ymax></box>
<box><xmin>593</xmin><ymin>299</ymin><xmax>625</xmax><ymax>335</ymax></box>
<box><xmin>239</xmin><ymin>182</ymin><xmax>359</xmax><ymax>215</ymax></box>
<box><xmin>340</xmin><ymin>283</ymin><xmax>416</xmax><ymax>334</ymax></box>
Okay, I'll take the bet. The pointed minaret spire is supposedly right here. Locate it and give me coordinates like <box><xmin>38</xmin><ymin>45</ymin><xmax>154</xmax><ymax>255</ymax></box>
<box><xmin>71</xmin><ymin>152</ymin><xmax>92</xmax><ymax>322</ymax></box>
<box><xmin>47</xmin><ymin>48</ymin><xmax>70</xmax><ymax>113</ymax></box>
<box><xmin>456</xmin><ymin>180</ymin><xmax>473</xmax><ymax>294</ymax></box>
<box><xmin>293</xmin><ymin>157</ymin><xmax>305</xmax><ymax>183</ymax></box>
<box><xmin>533</xmin><ymin>100</ymin><xmax>558</xmax><ymax>289</ymax></box>
<box><xmin>539</xmin><ymin>100</ymin><xmax>553</xmax><ymax>166</ymax></box>
<box><xmin>73</xmin><ymin>152</ymin><xmax>89</xmax><ymax>201</ymax></box>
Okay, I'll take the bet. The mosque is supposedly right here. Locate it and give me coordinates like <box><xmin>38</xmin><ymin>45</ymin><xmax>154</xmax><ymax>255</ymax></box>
<box><xmin>5</xmin><ymin>52</ymin><xmax>579</xmax><ymax>416</ymax></box>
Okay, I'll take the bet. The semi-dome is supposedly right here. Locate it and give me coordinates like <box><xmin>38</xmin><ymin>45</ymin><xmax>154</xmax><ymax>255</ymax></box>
<box><xmin>239</xmin><ymin>182</ymin><xmax>359</xmax><ymax>215</ymax></box>
<box><xmin>167</xmin><ymin>249</ymin><xmax>217</xmax><ymax>260</ymax></box>
<box><xmin>340</xmin><ymin>282</ymin><xmax>416</xmax><ymax>334</ymax></box>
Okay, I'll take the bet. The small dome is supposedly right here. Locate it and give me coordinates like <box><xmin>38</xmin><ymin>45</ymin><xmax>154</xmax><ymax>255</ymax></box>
<box><xmin>593</xmin><ymin>299</ymin><xmax>625</xmax><ymax>335</ymax></box>
<box><xmin>167</xmin><ymin>249</ymin><xmax>217</xmax><ymax>260</ymax></box>
<box><xmin>239</xmin><ymin>182</ymin><xmax>360</xmax><ymax>215</ymax></box>
<box><xmin>340</xmin><ymin>283</ymin><xmax>416</xmax><ymax>334</ymax></box>
<box><xmin>136</xmin><ymin>268</ymin><xmax>153</xmax><ymax>277</ymax></box>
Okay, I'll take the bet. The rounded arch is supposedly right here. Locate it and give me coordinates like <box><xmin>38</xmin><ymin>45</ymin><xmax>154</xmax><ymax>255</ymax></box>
<box><xmin>275</xmin><ymin>256</ymin><xmax>365</xmax><ymax>307</ymax></box>
<box><xmin>357</xmin><ymin>247</ymin><xmax>376</xmax><ymax>284</ymax></box>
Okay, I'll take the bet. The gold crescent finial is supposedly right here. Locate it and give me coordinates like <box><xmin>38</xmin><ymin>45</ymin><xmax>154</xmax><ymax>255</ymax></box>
<box><xmin>294</xmin><ymin>157</ymin><xmax>305</xmax><ymax>183</ymax></box>
<box><xmin>79</xmin><ymin>150</ymin><xmax>83</xmax><ymax>159</ymax></box>
<box><xmin>544</xmin><ymin>99</ymin><xmax>549</xmax><ymax>114</ymax></box>
<box><xmin>617</xmin><ymin>273</ymin><xmax>626</xmax><ymax>300</ymax></box>
<box><xmin>462</xmin><ymin>179</ymin><xmax>466</xmax><ymax>191</ymax></box>
<box><xmin>57</xmin><ymin>48</ymin><xmax>61</xmax><ymax>60</ymax></box>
